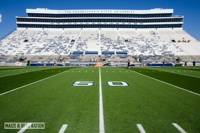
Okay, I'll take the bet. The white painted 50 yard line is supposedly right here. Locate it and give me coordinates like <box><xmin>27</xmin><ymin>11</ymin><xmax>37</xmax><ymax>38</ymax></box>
<box><xmin>99</xmin><ymin>67</ymin><xmax>105</xmax><ymax>133</ymax></box>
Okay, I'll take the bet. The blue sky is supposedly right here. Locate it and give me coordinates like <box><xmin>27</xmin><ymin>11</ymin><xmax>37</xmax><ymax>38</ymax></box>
<box><xmin>0</xmin><ymin>0</ymin><xmax>200</xmax><ymax>39</ymax></box>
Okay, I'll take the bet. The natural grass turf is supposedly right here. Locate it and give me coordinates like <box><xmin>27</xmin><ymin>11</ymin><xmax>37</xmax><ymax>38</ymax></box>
<box><xmin>0</xmin><ymin>67</ymin><xmax>199</xmax><ymax>133</ymax></box>
<box><xmin>102</xmin><ymin>67</ymin><xmax>200</xmax><ymax>133</ymax></box>
<box><xmin>167</xmin><ymin>66</ymin><xmax>200</xmax><ymax>72</ymax></box>
<box><xmin>0</xmin><ymin>67</ymin><xmax>99</xmax><ymax>133</ymax></box>
<box><xmin>129</xmin><ymin>67</ymin><xmax>200</xmax><ymax>94</ymax></box>
<box><xmin>141</xmin><ymin>67</ymin><xmax>200</xmax><ymax>78</ymax></box>
<box><xmin>0</xmin><ymin>67</ymin><xmax>76</xmax><ymax>94</ymax></box>
<box><xmin>0</xmin><ymin>67</ymin><xmax>54</xmax><ymax>77</ymax></box>
<box><xmin>0</xmin><ymin>67</ymin><xmax>23</xmax><ymax>71</ymax></box>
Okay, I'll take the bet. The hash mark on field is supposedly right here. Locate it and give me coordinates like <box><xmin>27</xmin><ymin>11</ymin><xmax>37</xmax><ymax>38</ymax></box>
<box><xmin>58</xmin><ymin>124</ymin><xmax>68</xmax><ymax>133</ymax></box>
<box><xmin>136</xmin><ymin>124</ymin><xmax>146</xmax><ymax>133</ymax></box>
<box><xmin>17</xmin><ymin>123</ymin><xmax>32</xmax><ymax>133</ymax></box>
<box><xmin>172</xmin><ymin>123</ymin><xmax>187</xmax><ymax>133</ymax></box>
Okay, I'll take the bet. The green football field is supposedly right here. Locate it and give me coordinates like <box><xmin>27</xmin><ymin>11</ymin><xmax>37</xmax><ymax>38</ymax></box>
<box><xmin>0</xmin><ymin>66</ymin><xmax>200</xmax><ymax>133</ymax></box>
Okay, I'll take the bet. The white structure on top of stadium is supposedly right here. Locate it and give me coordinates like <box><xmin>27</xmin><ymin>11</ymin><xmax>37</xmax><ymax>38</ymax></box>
<box><xmin>16</xmin><ymin>8</ymin><xmax>183</xmax><ymax>29</ymax></box>
<box><xmin>0</xmin><ymin>8</ymin><xmax>200</xmax><ymax>62</ymax></box>
<box><xmin>26</xmin><ymin>8</ymin><xmax>174</xmax><ymax>14</ymax></box>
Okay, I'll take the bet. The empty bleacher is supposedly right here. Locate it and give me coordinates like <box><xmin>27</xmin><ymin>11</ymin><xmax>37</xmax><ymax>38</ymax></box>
<box><xmin>0</xmin><ymin>28</ymin><xmax>200</xmax><ymax>64</ymax></box>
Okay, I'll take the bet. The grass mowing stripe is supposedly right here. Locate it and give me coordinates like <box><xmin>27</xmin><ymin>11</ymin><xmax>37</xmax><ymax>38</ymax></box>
<box><xmin>167</xmin><ymin>67</ymin><xmax>200</xmax><ymax>72</ymax></box>
<box><xmin>163</xmin><ymin>71</ymin><xmax>200</xmax><ymax>79</ymax></box>
<box><xmin>0</xmin><ymin>68</ymin><xmax>52</xmax><ymax>78</ymax></box>
<box><xmin>0</xmin><ymin>68</ymin><xmax>73</xmax><ymax>96</ymax></box>
<box><xmin>145</xmin><ymin>67</ymin><xmax>200</xmax><ymax>79</ymax></box>
<box><xmin>0</xmin><ymin>68</ymin><xmax>23</xmax><ymax>71</ymax></box>
<box><xmin>99</xmin><ymin>67</ymin><xmax>105</xmax><ymax>133</ymax></box>
<box><xmin>130</xmin><ymin>67</ymin><xmax>200</xmax><ymax>94</ymax></box>
<box><xmin>0</xmin><ymin>67</ymin><xmax>75</xmax><ymax>94</ymax></box>
<box><xmin>132</xmin><ymin>70</ymin><xmax>200</xmax><ymax>96</ymax></box>
<box><xmin>0</xmin><ymin>68</ymin><xmax>50</xmax><ymax>78</ymax></box>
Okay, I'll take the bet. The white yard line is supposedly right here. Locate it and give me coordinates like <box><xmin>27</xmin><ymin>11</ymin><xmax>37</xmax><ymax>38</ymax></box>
<box><xmin>136</xmin><ymin>124</ymin><xmax>146</xmax><ymax>133</ymax></box>
<box><xmin>172</xmin><ymin>123</ymin><xmax>187</xmax><ymax>133</ymax></box>
<box><xmin>17</xmin><ymin>123</ymin><xmax>32</xmax><ymax>133</ymax></box>
<box><xmin>132</xmin><ymin>71</ymin><xmax>200</xmax><ymax>96</ymax></box>
<box><xmin>99</xmin><ymin>67</ymin><xmax>105</xmax><ymax>133</ymax></box>
<box><xmin>0</xmin><ymin>70</ymin><xmax>69</xmax><ymax>96</ymax></box>
<box><xmin>58</xmin><ymin>124</ymin><xmax>68</xmax><ymax>133</ymax></box>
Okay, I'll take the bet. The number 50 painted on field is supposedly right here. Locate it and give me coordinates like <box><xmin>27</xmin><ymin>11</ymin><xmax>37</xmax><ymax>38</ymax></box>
<box><xmin>72</xmin><ymin>81</ymin><xmax>128</xmax><ymax>86</ymax></box>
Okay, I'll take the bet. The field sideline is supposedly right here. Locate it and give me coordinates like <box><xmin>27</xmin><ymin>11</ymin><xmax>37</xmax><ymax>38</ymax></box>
<box><xmin>0</xmin><ymin>66</ymin><xmax>200</xmax><ymax>133</ymax></box>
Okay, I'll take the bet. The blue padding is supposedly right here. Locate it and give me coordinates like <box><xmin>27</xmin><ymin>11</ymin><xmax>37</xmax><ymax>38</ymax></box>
<box><xmin>85</xmin><ymin>51</ymin><xmax>98</xmax><ymax>54</ymax></box>
<box><xmin>46</xmin><ymin>64</ymin><xmax>55</xmax><ymax>66</ymax></box>
<box><xmin>30</xmin><ymin>63</ymin><xmax>62</xmax><ymax>66</ymax></box>
<box><xmin>102</xmin><ymin>51</ymin><xmax>115</xmax><ymax>54</ymax></box>
<box><xmin>147</xmin><ymin>63</ymin><xmax>173</xmax><ymax>66</ymax></box>
<box><xmin>30</xmin><ymin>64</ymin><xmax>44</xmax><ymax>66</ymax></box>
<box><xmin>116</xmin><ymin>51</ymin><xmax>127</xmax><ymax>54</ymax></box>
<box><xmin>72</xmin><ymin>51</ymin><xmax>84</xmax><ymax>54</ymax></box>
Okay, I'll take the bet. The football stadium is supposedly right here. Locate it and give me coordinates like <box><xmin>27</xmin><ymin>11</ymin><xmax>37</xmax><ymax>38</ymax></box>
<box><xmin>0</xmin><ymin>6</ymin><xmax>200</xmax><ymax>133</ymax></box>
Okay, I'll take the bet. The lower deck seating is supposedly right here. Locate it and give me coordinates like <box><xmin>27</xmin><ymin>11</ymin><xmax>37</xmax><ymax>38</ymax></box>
<box><xmin>0</xmin><ymin>28</ymin><xmax>200</xmax><ymax>60</ymax></box>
